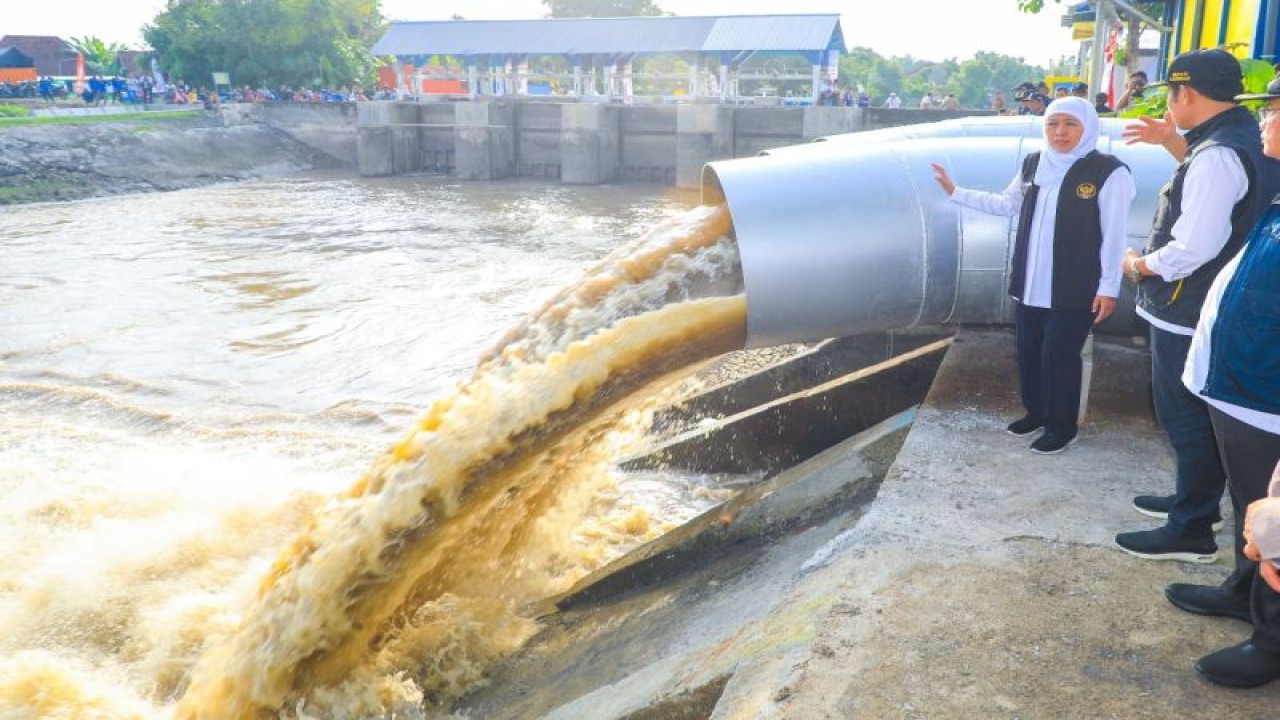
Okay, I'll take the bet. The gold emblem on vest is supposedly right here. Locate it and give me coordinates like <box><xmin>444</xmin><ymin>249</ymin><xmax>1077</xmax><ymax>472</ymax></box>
<box><xmin>1076</xmin><ymin>182</ymin><xmax>1098</xmax><ymax>200</ymax></box>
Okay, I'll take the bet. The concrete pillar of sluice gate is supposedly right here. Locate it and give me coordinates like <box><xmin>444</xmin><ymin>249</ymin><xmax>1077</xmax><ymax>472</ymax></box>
<box><xmin>389</xmin><ymin>103</ymin><xmax>422</xmax><ymax>175</ymax></box>
<box><xmin>356</xmin><ymin>101</ymin><xmax>393</xmax><ymax>177</ymax></box>
<box><xmin>675</xmin><ymin>104</ymin><xmax>734</xmax><ymax>189</ymax></box>
<box><xmin>802</xmin><ymin>106</ymin><xmax>869</xmax><ymax>140</ymax></box>
<box><xmin>454</xmin><ymin>101</ymin><xmax>515</xmax><ymax>181</ymax></box>
<box><xmin>560</xmin><ymin>104</ymin><xmax>620</xmax><ymax>185</ymax></box>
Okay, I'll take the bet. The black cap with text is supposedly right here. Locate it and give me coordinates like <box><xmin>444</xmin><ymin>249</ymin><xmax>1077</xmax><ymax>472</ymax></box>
<box><xmin>1166</xmin><ymin>48</ymin><xmax>1244</xmax><ymax>101</ymax></box>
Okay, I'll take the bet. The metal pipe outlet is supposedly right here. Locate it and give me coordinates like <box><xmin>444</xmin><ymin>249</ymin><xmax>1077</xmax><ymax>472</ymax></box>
<box><xmin>703</xmin><ymin>118</ymin><xmax>1177</xmax><ymax>348</ymax></box>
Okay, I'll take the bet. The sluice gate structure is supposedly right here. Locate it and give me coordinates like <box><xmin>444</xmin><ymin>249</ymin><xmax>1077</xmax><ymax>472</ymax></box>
<box><xmin>352</xmin><ymin>101</ymin><xmax>989</xmax><ymax>187</ymax></box>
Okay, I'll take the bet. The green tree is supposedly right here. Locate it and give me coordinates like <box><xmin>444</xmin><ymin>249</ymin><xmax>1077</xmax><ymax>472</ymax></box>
<box><xmin>945</xmin><ymin>51</ymin><xmax>1048</xmax><ymax>108</ymax></box>
<box><xmin>838</xmin><ymin>47</ymin><xmax>903</xmax><ymax>104</ymax></box>
<box><xmin>897</xmin><ymin>57</ymin><xmax>950</xmax><ymax>103</ymax></box>
<box><xmin>542</xmin><ymin>0</ymin><xmax>663</xmax><ymax>17</ymax></box>
<box><xmin>839</xmin><ymin>46</ymin><xmax>1047</xmax><ymax>108</ymax></box>
<box><xmin>143</xmin><ymin>0</ymin><xmax>385</xmax><ymax>89</ymax></box>
<box><xmin>65</xmin><ymin>36</ymin><xmax>127</xmax><ymax>75</ymax></box>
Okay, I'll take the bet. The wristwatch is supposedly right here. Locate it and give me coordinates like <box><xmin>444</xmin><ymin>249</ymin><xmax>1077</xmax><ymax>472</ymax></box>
<box><xmin>1127</xmin><ymin>257</ymin><xmax>1143</xmax><ymax>282</ymax></box>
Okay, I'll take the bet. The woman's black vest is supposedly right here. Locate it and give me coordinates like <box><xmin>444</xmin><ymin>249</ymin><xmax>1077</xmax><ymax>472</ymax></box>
<box><xmin>1138</xmin><ymin>105</ymin><xmax>1271</xmax><ymax>329</ymax></box>
<box><xmin>1009</xmin><ymin>150</ymin><xmax>1126</xmax><ymax>309</ymax></box>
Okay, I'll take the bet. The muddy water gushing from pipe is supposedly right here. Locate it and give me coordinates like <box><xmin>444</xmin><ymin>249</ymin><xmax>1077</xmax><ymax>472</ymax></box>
<box><xmin>175</xmin><ymin>205</ymin><xmax>747</xmax><ymax>717</ymax></box>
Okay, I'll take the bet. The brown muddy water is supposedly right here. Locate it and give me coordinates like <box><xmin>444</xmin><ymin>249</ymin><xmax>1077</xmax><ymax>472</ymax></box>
<box><xmin>0</xmin><ymin>175</ymin><xmax>756</xmax><ymax>718</ymax></box>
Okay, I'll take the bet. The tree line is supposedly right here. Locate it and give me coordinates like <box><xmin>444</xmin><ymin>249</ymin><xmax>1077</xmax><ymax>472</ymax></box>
<box><xmin>97</xmin><ymin>0</ymin><xmax>1063</xmax><ymax>98</ymax></box>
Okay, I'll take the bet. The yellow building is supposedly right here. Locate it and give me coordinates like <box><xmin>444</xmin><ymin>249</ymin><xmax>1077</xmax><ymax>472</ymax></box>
<box><xmin>1165</xmin><ymin>0</ymin><xmax>1277</xmax><ymax>63</ymax></box>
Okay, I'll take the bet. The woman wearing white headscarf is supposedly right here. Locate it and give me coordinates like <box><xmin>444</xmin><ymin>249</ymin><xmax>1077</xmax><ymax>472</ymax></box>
<box><xmin>930</xmin><ymin>96</ymin><xmax>1136</xmax><ymax>454</ymax></box>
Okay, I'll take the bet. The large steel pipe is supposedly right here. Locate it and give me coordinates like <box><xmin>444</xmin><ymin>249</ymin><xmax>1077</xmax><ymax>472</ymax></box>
<box><xmin>703</xmin><ymin>118</ymin><xmax>1178</xmax><ymax>348</ymax></box>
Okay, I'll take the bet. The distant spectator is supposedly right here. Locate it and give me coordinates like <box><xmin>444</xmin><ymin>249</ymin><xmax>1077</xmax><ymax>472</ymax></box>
<box><xmin>856</xmin><ymin>90</ymin><xmax>869</xmax><ymax>108</ymax></box>
<box><xmin>1072</xmin><ymin>81</ymin><xmax>1089</xmax><ymax>98</ymax></box>
<box><xmin>941</xmin><ymin>92</ymin><xmax>960</xmax><ymax>110</ymax></box>
<box><xmin>86</xmin><ymin>75</ymin><xmax>107</xmax><ymax>106</ymax></box>
<box><xmin>1012</xmin><ymin>81</ymin><xmax>1038</xmax><ymax>115</ymax></box>
<box><xmin>1095</xmin><ymin>91</ymin><xmax>1113</xmax><ymax>114</ymax></box>
<box><xmin>818</xmin><ymin>77</ymin><xmax>836</xmax><ymax>106</ymax></box>
<box><xmin>883</xmin><ymin>92</ymin><xmax>902</xmax><ymax>108</ymax></box>
<box><xmin>992</xmin><ymin>89</ymin><xmax>1007</xmax><ymax>113</ymax></box>
<box><xmin>1017</xmin><ymin>90</ymin><xmax>1050</xmax><ymax>116</ymax></box>
<box><xmin>1055</xmin><ymin>86</ymin><xmax>1069</xmax><ymax>98</ymax></box>
<box><xmin>1115</xmin><ymin>70</ymin><xmax>1149</xmax><ymax>111</ymax></box>
<box><xmin>920</xmin><ymin>92</ymin><xmax>936</xmax><ymax>109</ymax></box>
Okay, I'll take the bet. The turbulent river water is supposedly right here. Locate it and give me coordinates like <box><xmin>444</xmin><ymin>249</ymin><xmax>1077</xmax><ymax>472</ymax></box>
<box><xmin>0</xmin><ymin>176</ymin><xmax>751</xmax><ymax>718</ymax></box>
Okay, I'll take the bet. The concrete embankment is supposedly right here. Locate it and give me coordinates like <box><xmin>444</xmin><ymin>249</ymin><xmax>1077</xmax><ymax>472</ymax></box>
<box><xmin>457</xmin><ymin>329</ymin><xmax>1280</xmax><ymax>719</ymax></box>
<box><xmin>0</xmin><ymin>110</ymin><xmax>345</xmax><ymax>205</ymax></box>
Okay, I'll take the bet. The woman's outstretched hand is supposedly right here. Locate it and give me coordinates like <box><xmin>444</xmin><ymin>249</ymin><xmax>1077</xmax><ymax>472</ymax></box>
<box><xmin>930</xmin><ymin>163</ymin><xmax>955</xmax><ymax>196</ymax></box>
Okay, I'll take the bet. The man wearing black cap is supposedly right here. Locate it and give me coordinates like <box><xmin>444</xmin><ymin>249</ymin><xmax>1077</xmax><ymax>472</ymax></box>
<box><xmin>1012</xmin><ymin>82</ymin><xmax>1044</xmax><ymax>116</ymax></box>
<box><xmin>1173</xmin><ymin>73</ymin><xmax>1280</xmax><ymax>687</ymax></box>
<box><xmin>1017</xmin><ymin>90</ymin><xmax>1050</xmax><ymax>116</ymax></box>
<box><xmin>1118</xmin><ymin>45</ymin><xmax>1280</xmax><ymax>629</ymax></box>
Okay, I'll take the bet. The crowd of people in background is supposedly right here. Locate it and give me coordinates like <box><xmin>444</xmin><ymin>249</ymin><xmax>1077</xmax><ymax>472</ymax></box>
<box><xmin>842</xmin><ymin>74</ymin><xmax>1141</xmax><ymax>116</ymax></box>
<box><xmin>2</xmin><ymin>73</ymin><xmax>1145</xmax><ymax>114</ymax></box>
<box><xmin>816</xmin><ymin>78</ymin><xmax>870</xmax><ymax>107</ymax></box>
<box><xmin>0</xmin><ymin>75</ymin><xmax>372</xmax><ymax>109</ymax></box>
<box><xmin>0</xmin><ymin>79</ymin><xmax>54</xmax><ymax>98</ymax></box>
<box><xmin>816</xmin><ymin>83</ymin><xmax>1033</xmax><ymax>112</ymax></box>
<box><xmin>229</xmin><ymin>85</ymin><xmax>369</xmax><ymax>104</ymax></box>
<box><xmin>819</xmin><ymin>82</ymin><xmax>969</xmax><ymax>110</ymax></box>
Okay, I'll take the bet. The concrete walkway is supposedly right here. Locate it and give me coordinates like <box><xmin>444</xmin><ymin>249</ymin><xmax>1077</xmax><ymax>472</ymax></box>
<box><xmin>774</xmin><ymin>329</ymin><xmax>1280</xmax><ymax>718</ymax></box>
<box><xmin>459</xmin><ymin>329</ymin><xmax>1280</xmax><ymax>719</ymax></box>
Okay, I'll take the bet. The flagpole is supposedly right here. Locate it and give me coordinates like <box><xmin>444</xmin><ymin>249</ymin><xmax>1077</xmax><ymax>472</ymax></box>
<box><xmin>1089</xmin><ymin>0</ymin><xmax>1111</xmax><ymax>102</ymax></box>
<box><xmin>75</xmin><ymin>53</ymin><xmax>85</xmax><ymax>95</ymax></box>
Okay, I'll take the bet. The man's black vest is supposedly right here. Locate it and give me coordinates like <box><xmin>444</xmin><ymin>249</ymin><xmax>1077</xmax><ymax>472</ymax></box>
<box><xmin>1009</xmin><ymin>150</ymin><xmax>1126</xmax><ymax>309</ymax></box>
<box><xmin>1138</xmin><ymin>105</ymin><xmax>1271</xmax><ymax>329</ymax></box>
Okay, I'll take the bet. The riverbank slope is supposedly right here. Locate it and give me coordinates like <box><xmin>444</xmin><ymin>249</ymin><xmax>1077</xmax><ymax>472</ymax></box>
<box><xmin>0</xmin><ymin>114</ymin><xmax>340</xmax><ymax>205</ymax></box>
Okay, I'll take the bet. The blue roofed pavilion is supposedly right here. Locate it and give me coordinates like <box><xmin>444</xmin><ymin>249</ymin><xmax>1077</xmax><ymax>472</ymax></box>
<box><xmin>370</xmin><ymin>14</ymin><xmax>846</xmax><ymax>102</ymax></box>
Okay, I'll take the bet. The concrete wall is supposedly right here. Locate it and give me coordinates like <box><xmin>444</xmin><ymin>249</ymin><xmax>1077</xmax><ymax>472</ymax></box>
<box><xmin>516</xmin><ymin>103</ymin><xmax>562</xmax><ymax>180</ymax></box>
<box><xmin>257</xmin><ymin>103</ymin><xmax>359</xmax><ymax>166</ymax></box>
<box><xmin>621</xmin><ymin>107</ymin><xmax>677</xmax><ymax>184</ymax></box>
<box><xmin>420</xmin><ymin>104</ymin><xmax>455</xmax><ymax>174</ymax></box>
<box><xmin>455</xmin><ymin>102</ymin><xmax>515</xmax><ymax>180</ymax></box>
<box><xmin>734</xmin><ymin>107</ymin><xmax>805</xmax><ymax>159</ymax></box>
<box><xmin>561</xmin><ymin>104</ymin><xmax>619</xmax><ymax>184</ymax></box>
<box><xmin>347</xmin><ymin>100</ymin><xmax>997</xmax><ymax>187</ymax></box>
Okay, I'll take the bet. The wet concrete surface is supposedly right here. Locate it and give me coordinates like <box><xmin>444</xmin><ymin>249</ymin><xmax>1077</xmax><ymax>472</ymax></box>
<box><xmin>456</xmin><ymin>328</ymin><xmax>1280</xmax><ymax>719</ymax></box>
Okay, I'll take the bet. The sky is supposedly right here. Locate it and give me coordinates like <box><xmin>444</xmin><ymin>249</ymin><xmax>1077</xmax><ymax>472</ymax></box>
<box><xmin>3</xmin><ymin>0</ymin><xmax>1083</xmax><ymax>66</ymax></box>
